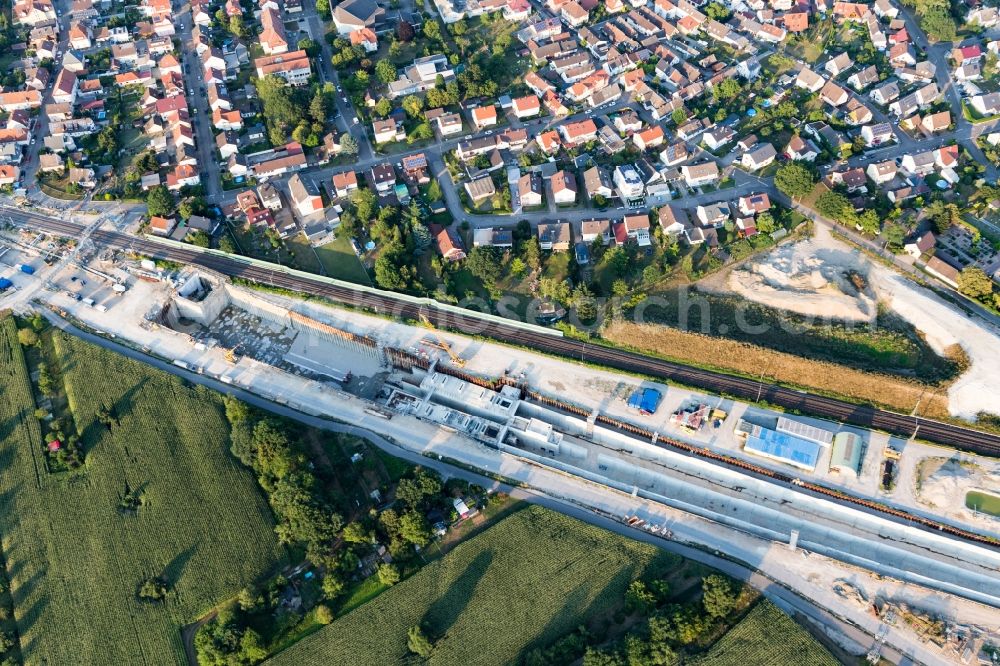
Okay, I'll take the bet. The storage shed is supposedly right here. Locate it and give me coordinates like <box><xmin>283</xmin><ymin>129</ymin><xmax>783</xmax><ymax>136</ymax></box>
<box><xmin>830</xmin><ymin>432</ymin><xmax>863</xmax><ymax>475</ymax></box>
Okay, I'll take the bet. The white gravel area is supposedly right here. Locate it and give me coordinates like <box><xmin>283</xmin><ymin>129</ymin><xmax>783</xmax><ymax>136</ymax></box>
<box><xmin>714</xmin><ymin>225</ymin><xmax>1000</xmax><ymax>420</ymax></box>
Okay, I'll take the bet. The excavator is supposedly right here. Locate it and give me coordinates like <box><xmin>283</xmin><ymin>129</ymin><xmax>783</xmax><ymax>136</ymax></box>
<box><xmin>417</xmin><ymin>314</ymin><xmax>466</xmax><ymax>367</ymax></box>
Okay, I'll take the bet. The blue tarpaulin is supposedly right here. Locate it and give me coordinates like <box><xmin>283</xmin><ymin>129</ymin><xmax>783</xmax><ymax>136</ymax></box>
<box><xmin>627</xmin><ymin>388</ymin><xmax>662</xmax><ymax>415</ymax></box>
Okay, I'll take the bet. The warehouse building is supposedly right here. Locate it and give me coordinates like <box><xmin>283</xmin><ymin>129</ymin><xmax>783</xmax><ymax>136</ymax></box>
<box><xmin>736</xmin><ymin>419</ymin><xmax>822</xmax><ymax>471</ymax></box>
<box><xmin>776</xmin><ymin>415</ymin><xmax>834</xmax><ymax>446</ymax></box>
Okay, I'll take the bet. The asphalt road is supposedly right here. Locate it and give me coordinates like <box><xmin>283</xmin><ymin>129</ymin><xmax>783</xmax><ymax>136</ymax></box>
<box><xmin>42</xmin><ymin>309</ymin><xmax>897</xmax><ymax>665</ymax></box>
<box><xmin>14</xmin><ymin>209</ymin><xmax>1000</xmax><ymax>460</ymax></box>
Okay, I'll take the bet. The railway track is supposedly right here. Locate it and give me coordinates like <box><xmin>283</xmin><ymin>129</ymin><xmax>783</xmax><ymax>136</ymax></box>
<box><xmin>17</xmin><ymin>212</ymin><xmax>1000</xmax><ymax>458</ymax></box>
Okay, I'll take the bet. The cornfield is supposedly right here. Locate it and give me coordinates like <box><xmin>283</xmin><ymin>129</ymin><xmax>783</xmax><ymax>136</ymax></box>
<box><xmin>268</xmin><ymin>505</ymin><xmax>677</xmax><ymax>666</ymax></box>
<box><xmin>689</xmin><ymin>599</ymin><xmax>839</xmax><ymax>666</ymax></box>
<box><xmin>0</xmin><ymin>319</ymin><xmax>286</xmax><ymax>665</ymax></box>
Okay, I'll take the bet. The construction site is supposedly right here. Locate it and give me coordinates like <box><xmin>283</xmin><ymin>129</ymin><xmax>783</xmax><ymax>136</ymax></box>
<box><xmin>3</xmin><ymin>226</ymin><xmax>1000</xmax><ymax>663</ymax></box>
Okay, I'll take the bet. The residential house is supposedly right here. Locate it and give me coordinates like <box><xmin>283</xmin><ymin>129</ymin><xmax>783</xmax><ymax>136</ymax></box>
<box><xmin>519</xmin><ymin>172</ymin><xmax>544</xmax><ymax>207</ymax></box>
<box><xmin>434</xmin><ymin>226</ymin><xmax>467</xmax><ymax>262</ymax></box>
<box><xmin>696</xmin><ymin>202</ymin><xmax>731</xmax><ymax>228</ymax></box>
<box><xmin>254</xmin><ymin>50</ymin><xmax>311</xmax><ymax>85</ymax></box>
<box><xmin>373</xmin><ymin>118</ymin><xmax>405</xmax><ymax>144</ymax></box>
<box><xmin>971</xmin><ymin>93</ymin><xmax>1000</xmax><ymax>117</ymax></box>
<box><xmin>657</xmin><ymin>204</ymin><xmax>688</xmax><ymax>238</ymax></box>
<box><xmin>738</xmin><ymin>192</ymin><xmax>771</xmax><ymax>216</ymax></box>
<box><xmin>820</xmin><ymin>80</ymin><xmax>849</xmax><ymax>107</ymax></box>
<box><xmin>900</xmin><ymin>150</ymin><xmax>936</xmax><ymax>176</ymax></box>
<box><xmin>681</xmin><ymin>161</ymin><xmax>719</xmax><ymax>187</ymax></box>
<box><xmin>613</xmin><ymin>164</ymin><xmax>644</xmax><ymax>198</ymax></box>
<box><xmin>537</xmin><ymin>221</ymin><xmax>572</xmax><ymax>251</ymax></box>
<box><xmin>847</xmin><ymin>65</ymin><xmax>879</xmax><ymax>91</ymax></box>
<box><xmin>471</xmin><ymin>105</ymin><xmax>498</xmax><ymax>129</ymax></box>
<box><xmin>370</xmin><ymin>163</ymin><xmax>397</xmax><ymax>194</ymax></box>
<box><xmin>560</xmin><ymin>118</ymin><xmax>598</xmax><ymax>145</ymax></box>
<box><xmin>703</xmin><ymin>126</ymin><xmax>735</xmax><ymax>150</ymax></box>
<box><xmin>333</xmin><ymin>0</ymin><xmax>384</xmax><ymax>35</ymax></box>
<box><xmin>511</xmin><ymin>95</ymin><xmax>541</xmax><ymax>118</ymax></box>
<box><xmin>581</xmin><ymin>219</ymin><xmax>611</xmax><ymax>245</ymax></box>
<box><xmin>741</xmin><ymin>143</ymin><xmax>777</xmax><ymax>170</ymax></box>
<box><xmin>861</xmin><ymin>122</ymin><xmax>894</xmax><ymax>146</ymax></box>
<box><xmin>824</xmin><ymin>52</ymin><xmax>853</xmax><ymax>77</ymax></box>
<box><xmin>866</xmin><ymin>160</ymin><xmax>897</xmax><ymax>184</ymax></box>
<box><xmin>785</xmin><ymin>135</ymin><xmax>819</xmax><ymax>161</ymax></box>
<box><xmin>583</xmin><ymin>166</ymin><xmax>613</xmax><ymax>200</ymax></box>
<box><xmin>148</xmin><ymin>215</ymin><xmax>177</xmax><ymax>236</ymax></box>
<box><xmin>795</xmin><ymin>67</ymin><xmax>825</xmax><ymax>93</ymax></box>
<box><xmin>621</xmin><ymin>214</ymin><xmax>651</xmax><ymax>246</ymax></box>
<box><xmin>332</xmin><ymin>170</ymin><xmax>359</xmax><ymax>198</ymax></box>
<box><xmin>551</xmin><ymin>170</ymin><xmax>578</xmax><ymax>204</ymax></box>
<box><xmin>904</xmin><ymin>230</ymin><xmax>935</xmax><ymax>258</ymax></box>
<box><xmin>871</xmin><ymin>81</ymin><xmax>900</xmax><ymax>105</ymax></box>
<box><xmin>465</xmin><ymin>175</ymin><xmax>497</xmax><ymax>204</ymax></box>
<box><xmin>288</xmin><ymin>174</ymin><xmax>324</xmax><ymax>217</ymax></box>
<box><xmin>922</xmin><ymin>111</ymin><xmax>951</xmax><ymax>133</ymax></box>
<box><xmin>633</xmin><ymin>125</ymin><xmax>665</xmax><ymax>150</ymax></box>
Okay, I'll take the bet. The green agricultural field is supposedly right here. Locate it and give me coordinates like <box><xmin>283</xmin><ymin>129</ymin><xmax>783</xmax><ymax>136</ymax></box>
<box><xmin>689</xmin><ymin>599</ymin><xmax>839</xmax><ymax>666</ymax></box>
<box><xmin>267</xmin><ymin>505</ymin><xmax>675</xmax><ymax>666</ymax></box>
<box><xmin>0</xmin><ymin>318</ymin><xmax>286</xmax><ymax>665</ymax></box>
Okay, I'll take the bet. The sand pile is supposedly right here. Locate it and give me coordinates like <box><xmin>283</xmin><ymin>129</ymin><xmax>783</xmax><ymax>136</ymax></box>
<box><xmin>727</xmin><ymin>229</ymin><xmax>879</xmax><ymax>323</ymax></box>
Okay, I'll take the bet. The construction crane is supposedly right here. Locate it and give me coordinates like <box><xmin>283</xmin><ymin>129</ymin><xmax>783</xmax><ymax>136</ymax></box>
<box><xmin>224</xmin><ymin>344</ymin><xmax>242</xmax><ymax>364</ymax></box>
<box><xmin>416</xmin><ymin>313</ymin><xmax>466</xmax><ymax>366</ymax></box>
<box><xmin>419</xmin><ymin>336</ymin><xmax>466</xmax><ymax>367</ymax></box>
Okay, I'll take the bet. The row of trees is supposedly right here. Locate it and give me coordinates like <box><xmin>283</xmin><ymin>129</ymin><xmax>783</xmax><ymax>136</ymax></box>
<box><xmin>521</xmin><ymin>573</ymin><xmax>743</xmax><ymax>666</ymax></box>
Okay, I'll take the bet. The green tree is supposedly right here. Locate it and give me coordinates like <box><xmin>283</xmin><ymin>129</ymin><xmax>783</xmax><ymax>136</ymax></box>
<box><xmin>374</xmin><ymin>97</ymin><xmax>392</xmax><ymax>117</ymax></box>
<box><xmin>423</xmin><ymin>19</ymin><xmax>441</xmax><ymax>40</ymax></box>
<box><xmin>402</xmin><ymin>94</ymin><xmax>424</xmax><ymax>118</ymax></box>
<box><xmin>340</xmin><ymin>134</ymin><xmax>358</xmax><ymax>155</ymax></box>
<box><xmin>703</xmin><ymin>1</ymin><xmax>731</xmax><ymax>19</ymax></box>
<box><xmin>958</xmin><ymin>266</ymin><xmax>994</xmax><ymax>300</ymax></box>
<box><xmin>342</xmin><ymin>521</ymin><xmax>373</xmax><ymax>544</ymax></box>
<box><xmin>920</xmin><ymin>7</ymin><xmax>957</xmax><ymax>42</ymax></box>
<box><xmin>774</xmin><ymin>162</ymin><xmax>816</xmax><ymax>198</ymax></box>
<box><xmin>239</xmin><ymin>629</ymin><xmax>267</xmax><ymax>664</ymax></box>
<box><xmin>377</xmin><ymin>563</ymin><xmax>401</xmax><ymax>586</ymax></box>
<box><xmin>713</xmin><ymin>77</ymin><xmax>742</xmax><ymax>102</ymax></box>
<box><xmin>322</xmin><ymin>573</ymin><xmax>346</xmax><ymax>598</ymax></box>
<box><xmin>426</xmin><ymin>179</ymin><xmax>443</xmax><ymax>201</ymax></box>
<box><xmin>815</xmin><ymin>190</ymin><xmax>853</xmax><ymax>222</ymax></box>
<box><xmin>573</xmin><ymin>284</ymin><xmax>598</xmax><ymax>321</ymax></box>
<box><xmin>17</xmin><ymin>328</ymin><xmax>38</xmax><ymax>347</ymax></box>
<box><xmin>509</xmin><ymin>257</ymin><xmax>527</xmax><ymax>278</ymax></box>
<box><xmin>297</xmin><ymin>37</ymin><xmax>320</xmax><ymax>56</ymax></box>
<box><xmin>466</xmin><ymin>246</ymin><xmax>503</xmax><ymax>287</ymax></box>
<box><xmin>925</xmin><ymin>200</ymin><xmax>960</xmax><ymax>234</ymax></box>
<box><xmin>399</xmin><ymin>511</ymin><xmax>431</xmax><ymax>547</ymax></box>
<box><xmin>883</xmin><ymin>222</ymin><xmax>906</xmax><ymax>250</ymax></box>
<box><xmin>229</xmin><ymin>14</ymin><xmax>248</xmax><ymax>38</ymax></box>
<box><xmin>309</xmin><ymin>89</ymin><xmax>327</xmax><ymax>124</ymax></box>
<box><xmin>146</xmin><ymin>185</ymin><xmax>175</xmax><ymax>217</ymax></box>
<box><xmin>407</xmin><ymin>625</ymin><xmax>435</xmax><ymax>657</ymax></box>
<box><xmin>701</xmin><ymin>574</ymin><xmax>738</xmax><ymax>618</ymax></box>
<box><xmin>625</xmin><ymin>579</ymin><xmax>657</xmax><ymax>614</ymax></box>
<box><xmin>755</xmin><ymin>211</ymin><xmax>776</xmax><ymax>234</ymax></box>
<box><xmin>315</xmin><ymin>604</ymin><xmax>334</xmax><ymax>624</ymax></box>
<box><xmin>671</xmin><ymin>108</ymin><xmax>687</xmax><ymax>125</ymax></box>
<box><xmin>523</xmin><ymin>237</ymin><xmax>541</xmax><ymax>270</ymax></box>
<box><xmin>375</xmin><ymin>59</ymin><xmax>397</xmax><ymax>84</ymax></box>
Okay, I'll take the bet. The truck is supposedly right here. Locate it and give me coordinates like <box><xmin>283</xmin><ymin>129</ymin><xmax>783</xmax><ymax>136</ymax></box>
<box><xmin>16</xmin><ymin>264</ymin><xmax>34</xmax><ymax>275</ymax></box>
<box><xmin>82</xmin><ymin>298</ymin><xmax>96</xmax><ymax>307</ymax></box>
